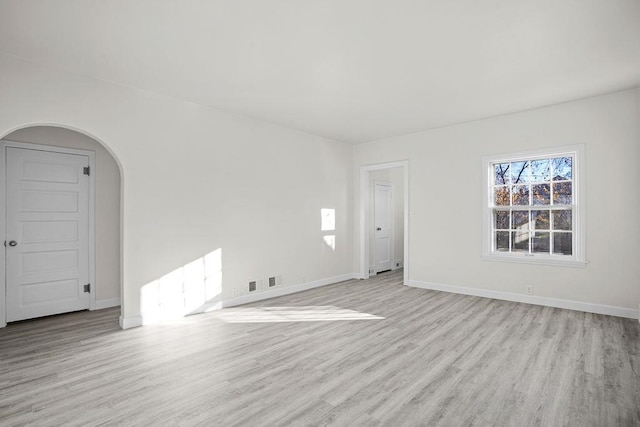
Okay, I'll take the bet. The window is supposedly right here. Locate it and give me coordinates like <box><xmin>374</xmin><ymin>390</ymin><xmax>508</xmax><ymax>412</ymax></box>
<box><xmin>482</xmin><ymin>146</ymin><xmax>585</xmax><ymax>267</ymax></box>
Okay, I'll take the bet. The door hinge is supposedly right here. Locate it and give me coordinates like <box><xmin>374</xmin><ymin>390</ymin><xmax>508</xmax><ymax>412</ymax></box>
<box><xmin>84</xmin><ymin>283</ymin><xmax>91</xmax><ymax>293</ymax></box>
<box><xmin>83</xmin><ymin>166</ymin><xmax>90</xmax><ymax>176</ymax></box>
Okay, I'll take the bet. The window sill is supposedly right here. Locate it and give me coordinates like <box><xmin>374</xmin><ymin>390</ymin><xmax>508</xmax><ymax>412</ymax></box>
<box><xmin>482</xmin><ymin>254</ymin><xmax>587</xmax><ymax>268</ymax></box>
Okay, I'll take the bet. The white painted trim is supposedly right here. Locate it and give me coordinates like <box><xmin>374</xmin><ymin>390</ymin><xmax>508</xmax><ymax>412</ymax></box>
<box><xmin>407</xmin><ymin>279</ymin><xmax>638</xmax><ymax>319</ymax></box>
<box><xmin>119</xmin><ymin>315</ymin><xmax>143</xmax><ymax>329</ymax></box>
<box><xmin>3</xmin><ymin>141</ymin><xmax>96</xmax><ymax>157</ymax></box>
<box><xmin>0</xmin><ymin>144</ymin><xmax>5</xmax><ymax>328</ymax></box>
<box><xmin>87</xmin><ymin>153</ymin><xmax>96</xmax><ymax>310</ymax></box>
<box><xmin>360</xmin><ymin>168</ymin><xmax>368</xmax><ymax>279</ymax></box>
<box><xmin>135</xmin><ymin>273</ymin><xmax>359</xmax><ymax>326</ymax></box>
<box><xmin>0</xmin><ymin>140</ymin><xmax>97</xmax><ymax>327</ymax></box>
<box><xmin>481</xmin><ymin>254</ymin><xmax>587</xmax><ymax>268</ymax></box>
<box><xmin>93</xmin><ymin>298</ymin><xmax>121</xmax><ymax>310</ymax></box>
<box><xmin>360</xmin><ymin>161</ymin><xmax>409</xmax><ymax>284</ymax></box>
<box><xmin>223</xmin><ymin>273</ymin><xmax>358</xmax><ymax>307</ymax></box>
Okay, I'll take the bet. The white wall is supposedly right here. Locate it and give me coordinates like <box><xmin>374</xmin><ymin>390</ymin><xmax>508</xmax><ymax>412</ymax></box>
<box><xmin>369</xmin><ymin>168</ymin><xmax>404</xmax><ymax>270</ymax></box>
<box><xmin>0</xmin><ymin>54</ymin><xmax>354</xmax><ymax>327</ymax></box>
<box><xmin>2</xmin><ymin>52</ymin><xmax>637</xmax><ymax>324</ymax></box>
<box><xmin>355</xmin><ymin>89</ymin><xmax>640</xmax><ymax>314</ymax></box>
<box><xmin>4</xmin><ymin>126</ymin><xmax>121</xmax><ymax>303</ymax></box>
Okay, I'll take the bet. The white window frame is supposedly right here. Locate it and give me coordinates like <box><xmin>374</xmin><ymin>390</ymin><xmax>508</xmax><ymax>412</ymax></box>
<box><xmin>482</xmin><ymin>145</ymin><xmax>586</xmax><ymax>267</ymax></box>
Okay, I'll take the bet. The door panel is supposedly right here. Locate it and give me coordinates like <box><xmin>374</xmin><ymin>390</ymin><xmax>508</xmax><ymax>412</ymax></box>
<box><xmin>20</xmin><ymin>279</ymin><xmax>80</xmax><ymax>305</ymax></box>
<box><xmin>22</xmin><ymin>249</ymin><xmax>79</xmax><ymax>273</ymax></box>
<box><xmin>22</xmin><ymin>190</ymin><xmax>78</xmax><ymax>212</ymax></box>
<box><xmin>6</xmin><ymin>147</ymin><xmax>90</xmax><ymax>322</ymax></box>
<box><xmin>22</xmin><ymin>221</ymin><xmax>78</xmax><ymax>243</ymax></box>
<box><xmin>21</xmin><ymin>160</ymin><xmax>80</xmax><ymax>183</ymax></box>
<box><xmin>374</xmin><ymin>183</ymin><xmax>393</xmax><ymax>273</ymax></box>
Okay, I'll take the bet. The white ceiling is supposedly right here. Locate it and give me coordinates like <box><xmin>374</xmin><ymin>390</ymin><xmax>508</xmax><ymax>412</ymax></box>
<box><xmin>1</xmin><ymin>1</ymin><xmax>639</xmax><ymax>143</ymax></box>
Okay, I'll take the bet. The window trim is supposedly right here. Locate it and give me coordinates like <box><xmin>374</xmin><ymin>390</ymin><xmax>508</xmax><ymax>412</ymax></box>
<box><xmin>481</xmin><ymin>145</ymin><xmax>586</xmax><ymax>268</ymax></box>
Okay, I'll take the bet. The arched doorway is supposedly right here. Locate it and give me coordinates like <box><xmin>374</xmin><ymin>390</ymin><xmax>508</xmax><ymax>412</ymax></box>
<box><xmin>1</xmin><ymin>125</ymin><xmax>122</xmax><ymax>326</ymax></box>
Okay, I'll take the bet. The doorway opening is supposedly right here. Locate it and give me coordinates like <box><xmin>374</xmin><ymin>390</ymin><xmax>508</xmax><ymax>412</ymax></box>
<box><xmin>0</xmin><ymin>126</ymin><xmax>122</xmax><ymax>327</ymax></box>
<box><xmin>360</xmin><ymin>161</ymin><xmax>409</xmax><ymax>283</ymax></box>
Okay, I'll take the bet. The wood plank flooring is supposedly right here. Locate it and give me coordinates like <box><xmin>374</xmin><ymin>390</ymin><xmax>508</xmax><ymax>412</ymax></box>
<box><xmin>1</xmin><ymin>270</ymin><xmax>639</xmax><ymax>426</ymax></box>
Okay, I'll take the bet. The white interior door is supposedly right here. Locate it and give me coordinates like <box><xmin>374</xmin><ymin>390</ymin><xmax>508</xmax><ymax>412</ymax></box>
<box><xmin>374</xmin><ymin>182</ymin><xmax>393</xmax><ymax>273</ymax></box>
<box><xmin>6</xmin><ymin>147</ymin><xmax>90</xmax><ymax>322</ymax></box>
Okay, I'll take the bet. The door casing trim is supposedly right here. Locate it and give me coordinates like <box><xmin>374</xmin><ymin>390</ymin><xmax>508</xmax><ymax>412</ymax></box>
<box><xmin>0</xmin><ymin>140</ymin><xmax>96</xmax><ymax>327</ymax></box>
<box><xmin>359</xmin><ymin>160</ymin><xmax>409</xmax><ymax>283</ymax></box>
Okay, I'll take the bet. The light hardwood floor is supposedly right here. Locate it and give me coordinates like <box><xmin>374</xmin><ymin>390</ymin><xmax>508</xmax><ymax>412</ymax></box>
<box><xmin>1</xmin><ymin>270</ymin><xmax>639</xmax><ymax>426</ymax></box>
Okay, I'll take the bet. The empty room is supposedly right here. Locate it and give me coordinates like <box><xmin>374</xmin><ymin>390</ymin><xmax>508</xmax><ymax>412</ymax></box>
<box><xmin>0</xmin><ymin>1</ymin><xmax>639</xmax><ymax>425</ymax></box>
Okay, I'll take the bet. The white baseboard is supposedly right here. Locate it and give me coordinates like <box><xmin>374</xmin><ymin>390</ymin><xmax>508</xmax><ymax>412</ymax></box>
<box><xmin>192</xmin><ymin>300</ymin><xmax>224</xmax><ymax>314</ymax></box>
<box><xmin>392</xmin><ymin>259</ymin><xmax>404</xmax><ymax>270</ymax></box>
<box><xmin>223</xmin><ymin>273</ymin><xmax>359</xmax><ymax>308</ymax></box>
<box><xmin>128</xmin><ymin>273</ymin><xmax>359</xmax><ymax>328</ymax></box>
<box><xmin>407</xmin><ymin>279</ymin><xmax>638</xmax><ymax>319</ymax></box>
<box><xmin>119</xmin><ymin>315</ymin><xmax>143</xmax><ymax>329</ymax></box>
<box><xmin>93</xmin><ymin>298</ymin><xmax>121</xmax><ymax>310</ymax></box>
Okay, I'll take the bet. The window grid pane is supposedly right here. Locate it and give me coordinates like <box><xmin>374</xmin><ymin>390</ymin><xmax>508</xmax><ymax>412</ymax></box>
<box><xmin>490</xmin><ymin>153</ymin><xmax>575</xmax><ymax>257</ymax></box>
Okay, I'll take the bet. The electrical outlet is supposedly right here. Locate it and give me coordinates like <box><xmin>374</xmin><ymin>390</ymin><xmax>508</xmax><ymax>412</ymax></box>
<box><xmin>526</xmin><ymin>286</ymin><xmax>533</xmax><ymax>295</ymax></box>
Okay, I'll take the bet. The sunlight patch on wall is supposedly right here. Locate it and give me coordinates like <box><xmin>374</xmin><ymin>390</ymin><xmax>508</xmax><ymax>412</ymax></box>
<box><xmin>211</xmin><ymin>306</ymin><xmax>384</xmax><ymax>323</ymax></box>
<box><xmin>323</xmin><ymin>235</ymin><xmax>336</xmax><ymax>251</ymax></box>
<box><xmin>321</xmin><ymin>208</ymin><xmax>336</xmax><ymax>251</ymax></box>
<box><xmin>321</xmin><ymin>208</ymin><xmax>335</xmax><ymax>231</ymax></box>
<box><xmin>141</xmin><ymin>248</ymin><xmax>222</xmax><ymax>323</ymax></box>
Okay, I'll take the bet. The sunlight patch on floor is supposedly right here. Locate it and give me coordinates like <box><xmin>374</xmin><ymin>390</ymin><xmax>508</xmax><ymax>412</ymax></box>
<box><xmin>211</xmin><ymin>306</ymin><xmax>384</xmax><ymax>323</ymax></box>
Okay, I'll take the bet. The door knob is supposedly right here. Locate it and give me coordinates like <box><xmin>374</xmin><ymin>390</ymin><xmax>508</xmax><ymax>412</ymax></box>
<box><xmin>7</xmin><ymin>240</ymin><xmax>17</xmax><ymax>247</ymax></box>
<box><xmin>376</xmin><ymin>227</ymin><xmax>382</xmax><ymax>231</ymax></box>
